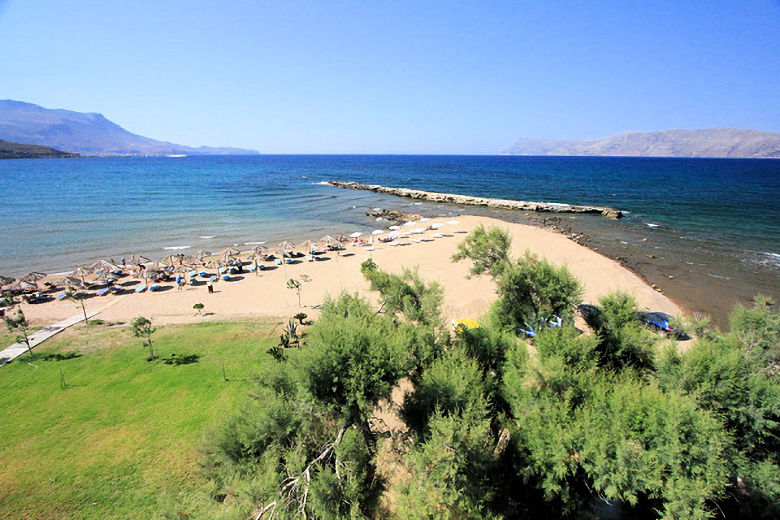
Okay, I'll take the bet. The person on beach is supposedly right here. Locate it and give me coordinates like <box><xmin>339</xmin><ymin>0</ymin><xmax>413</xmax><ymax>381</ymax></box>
<box><xmin>207</xmin><ymin>280</ymin><xmax>214</xmax><ymax>294</ymax></box>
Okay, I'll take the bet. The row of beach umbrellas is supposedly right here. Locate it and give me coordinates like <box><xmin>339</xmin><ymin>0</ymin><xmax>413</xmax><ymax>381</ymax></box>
<box><xmin>1</xmin><ymin>222</ymin><xmax>460</xmax><ymax>294</ymax></box>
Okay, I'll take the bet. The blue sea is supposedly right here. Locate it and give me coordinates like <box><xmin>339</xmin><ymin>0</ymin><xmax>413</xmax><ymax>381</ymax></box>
<box><xmin>1</xmin><ymin>155</ymin><xmax>778</xmax><ymax>316</ymax></box>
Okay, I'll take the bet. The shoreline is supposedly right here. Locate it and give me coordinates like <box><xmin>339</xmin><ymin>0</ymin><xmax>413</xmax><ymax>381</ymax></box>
<box><xmin>8</xmin><ymin>215</ymin><xmax>686</xmax><ymax>337</ymax></box>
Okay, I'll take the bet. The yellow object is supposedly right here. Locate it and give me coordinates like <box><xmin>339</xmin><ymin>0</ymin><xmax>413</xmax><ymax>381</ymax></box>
<box><xmin>452</xmin><ymin>318</ymin><xmax>481</xmax><ymax>334</ymax></box>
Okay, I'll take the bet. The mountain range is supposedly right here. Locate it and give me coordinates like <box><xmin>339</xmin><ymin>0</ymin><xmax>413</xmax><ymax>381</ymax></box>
<box><xmin>0</xmin><ymin>100</ymin><xmax>258</xmax><ymax>156</ymax></box>
<box><xmin>503</xmin><ymin>129</ymin><xmax>780</xmax><ymax>158</ymax></box>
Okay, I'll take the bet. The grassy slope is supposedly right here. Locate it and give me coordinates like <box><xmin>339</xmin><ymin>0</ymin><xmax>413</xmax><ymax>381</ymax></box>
<box><xmin>0</xmin><ymin>319</ymin><xmax>281</xmax><ymax>519</ymax></box>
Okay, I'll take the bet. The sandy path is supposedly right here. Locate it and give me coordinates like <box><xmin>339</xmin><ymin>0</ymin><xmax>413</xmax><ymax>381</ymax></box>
<box><xmin>16</xmin><ymin>215</ymin><xmax>682</xmax><ymax>328</ymax></box>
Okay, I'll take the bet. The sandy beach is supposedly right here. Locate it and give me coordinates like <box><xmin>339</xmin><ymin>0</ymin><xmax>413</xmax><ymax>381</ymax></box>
<box><xmin>13</xmin><ymin>215</ymin><xmax>682</xmax><ymax>331</ymax></box>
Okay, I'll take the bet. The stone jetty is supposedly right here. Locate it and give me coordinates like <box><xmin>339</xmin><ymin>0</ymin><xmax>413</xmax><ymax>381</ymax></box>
<box><xmin>327</xmin><ymin>181</ymin><xmax>623</xmax><ymax>219</ymax></box>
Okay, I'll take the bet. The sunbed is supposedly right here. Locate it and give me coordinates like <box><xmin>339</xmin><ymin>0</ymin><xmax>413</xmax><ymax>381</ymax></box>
<box><xmin>135</xmin><ymin>285</ymin><xmax>147</xmax><ymax>293</ymax></box>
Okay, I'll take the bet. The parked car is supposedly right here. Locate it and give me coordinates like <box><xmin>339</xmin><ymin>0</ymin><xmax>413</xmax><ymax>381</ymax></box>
<box><xmin>635</xmin><ymin>311</ymin><xmax>685</xmax><ymax>338</ymax></box>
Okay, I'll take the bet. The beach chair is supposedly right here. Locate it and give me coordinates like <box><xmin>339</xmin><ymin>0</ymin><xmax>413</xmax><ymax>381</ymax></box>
<box><xmin>221</xmin><ymin>274</ymin><xmax>230</xmax><ymax>281</ymax></box>
<box><xmin>274</xmin><ymin>258</ymin><xmax>283</xmax><ymax>266</ymax></box>
<box><xmin>229</xmin><ymin>267</ymin><xmax>238</xmax><ymax>274</ymax></box>
<box><xmin>148</xmin><ymin>284</ymin><xmax>161</xmax><ymax>292</ymax></box>
<box><xmin>218</xmin><ymin>267</ymin><xmax>227</xmax><ymax>274</ymax></box>
<box><xmin>247</xmin><ymin>265</ymin><xmax>256</xmax><ymax>272</ymax></box>
<box><xmin>56</xmin><ymin>292</ymin><xmax>67</xmax><ymax>300</ymax></box>
<box><xmin>305</xmin><ymin>255</ymin><xmax>313</xmax><ymax>262</ymax></box>
<box><xmin>210</xmin><ymin>275</ymin><xmax>218</xmax><ymax>282</ymax></box>
<box><xmin>135</xmin><ymin>285</ymin><xmax>147</xmax><ymax>293</ymax></box>
<box><xmin>199</xmin><ymin>271</ymin><xmax>208</xmax><ymax>277</ymax></box>
<box><xmin>285</xmin><ymin>258</ymin><xmax>294</xmax><ymax>264</ymax></box>
<box><xmin>96</xmin><ymin>288</ymin><xmax>110</xmax><ymax>296</ymax></box>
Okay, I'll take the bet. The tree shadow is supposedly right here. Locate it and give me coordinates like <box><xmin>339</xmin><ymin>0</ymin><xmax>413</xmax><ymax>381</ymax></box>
<box><xmin>38</xmin><ymin>352</ymin><xmax>83</xmax><ymax>361</ymax></box>
<box><xmin>162</xmin><ymin>353</ymin><xmax>202</xmax><ymax>365</ymax></box>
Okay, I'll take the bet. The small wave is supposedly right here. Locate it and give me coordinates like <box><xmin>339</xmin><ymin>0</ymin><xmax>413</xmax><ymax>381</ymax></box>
<box><xmin>315</xmin><ymin>181</ymin><xmax>329</xmax><ymax>185</ymax></box>
<box><xmin>163</xmin><ymin>245</ymin><xmax>191</xmax><ymax>250</ymax></box>
<box><xmin>761</xmin><ymin>252</ymin><xmax>780</xmax><ymax>269</ymax></box>
<box><xmin>199</xmin><ymin>235</ymin><xmax>216</xmax><ymax>239</ymax></box>
<box><xmin>707</xmin><ymin>273</ymin><xmax>731</xmax><ymax>280</ymax></box>
<box><xmin>244</xmin><ymin>241</ymin><xmax>266</xmax><ymax>245</ymax></box>
<box><xmin>645</xmin><ymin>223</ymin><xmax>660</xmax><ymax>228</ymax></box>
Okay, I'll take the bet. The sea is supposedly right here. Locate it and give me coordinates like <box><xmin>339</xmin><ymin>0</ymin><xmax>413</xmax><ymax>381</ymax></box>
<box><xmin>1</xmin><ymin>155</ymin><xmax>778</xmax><ymax>324</ymax></box>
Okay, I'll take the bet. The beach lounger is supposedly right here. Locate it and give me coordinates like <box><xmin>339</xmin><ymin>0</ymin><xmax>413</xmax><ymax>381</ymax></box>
<box><xmin>96</xmin><ymin>288</ymin><xmax>110</xmax><ymax>296</ymax></box>
<box><xmin>274</xmin><ymin>258</ymin><xmax>283</xmax><ymax>265</ymax></box>
<box><xmin>135</xmin><ymin>285</ymin><xmax>147</xmax><ymax>293</ymax></box>
<box><xmin>218</xmin><ymin>267</ymin><xmax>227</xmax><ymax>274</ymax></box>
<box><xmin>188</xmin><ymin>270</ymin><xmax>198</xmax><ymax>278</ymax></box>
<box><xmin>221</xmin><ymin>274</ymin><xmax>230</xmax><ymax>281</ymax></box>
<box><xmin>200</xmin><ymin>271</ymin><xmax>208</xmax><ymax>277</ymax></box>
<box><xmin>247</xmin><ymin>265</ymin><xmax>256</xmax><ymax>272</ymax></box>
<box><xmin>305</xmin><ymin>255</ymin><xmax>313</xmax><ymax>262</ymax></box>
<box><xmin>229</xmin><ymin>267</ymin><xmax>238</xmax><ymax>274</ymax></box>
<box><xmin>285</xmin><ymin>258</ymin><xmax>294</xmax><ymax>264</ymax></box>
<box><xmin>148</xmin><ymin>284</ymin><xmax>161</xmax><ymax>292</ymax></box>
<box><xmin>56</xmin><ymin>292</ymin><xmax>67</xmax><ymax>300</ymax></box>
<box><xmin>210</xmin><ymin>275</ymin><xmax>218</xmax><ymax>282</ymax></box>
<box><xmin>420</xmin><ymin>237</ymin><xmax>433</xmax><ymax>242</ymax></box>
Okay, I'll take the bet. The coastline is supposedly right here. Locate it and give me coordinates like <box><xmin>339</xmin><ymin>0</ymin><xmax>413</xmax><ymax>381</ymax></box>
<box><xmin>12</xmin><ymin>216</ymin><xmax>684</xmax><ymax>336</ymax></box>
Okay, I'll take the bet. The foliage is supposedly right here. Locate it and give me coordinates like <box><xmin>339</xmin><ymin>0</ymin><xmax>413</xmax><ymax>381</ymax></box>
<box><xmin>193</xmin><ymin>302</ymin><xmax>204</xmax><ymax>315</ymax></box>
<box><xmin>65</xmin><ymin>287</ymin><xmax>89</xmax><ymax>323</ymax></box>
<box><xmin>401</xmin><ymin>346</ymin><xmax>487</xmax><ymax>437</ymax></box>
<box><xmin>3</xmin><ymin>307</ymin><xmax>33</xmax><ymax>358</ymax></box>
<box><xmin>287</xmin><ymin>278</ymin><xmax>303</xmax><ymax>307</ymax></box>
<box><xmin>293</xmin><ymin>312</ymin><xmax>307</xmax><ymax>324</ymax></box>
<box><xmin>502</xmin><ymin>328</ymin><xmax>731</xmax><ymax>517</ymax></box>
<box><xmin>130</xmin><ymin>316</ymin><xmax>157</xmax><ymax>360</ymax></box>
<box><xmin>360</xmin><ymin>259</ymin><xmax>448</xmax><ymax>374</ymax></box>
<box><xmin>490</xmin><ymin>251</ymin><xmax>582</xmax><ymax>332</ymax></box>
<box><xmin>361</xmin><ymin>259</ymin><xmax>444</xmax><ymax>327</ymax></box>
<box><xmin>396</xmin><ymin>411</ymin><xmax>502</xmax><ymax>520</ymax></box>
<box><xmin>582</xmin><ymin>291</ymin><xmax>658</xmax><ymax>371</ymax></box>
<box><xmin>450</xmin><ymin>224</ymin><xmax>512</xmax><ymax>278</ymax></box>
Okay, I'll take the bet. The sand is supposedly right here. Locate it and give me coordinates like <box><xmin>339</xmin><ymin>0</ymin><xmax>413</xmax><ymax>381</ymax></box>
<box><xmin>14</xmin><ymin>215</ymin><xmax>682</xmax><ymax>331</ymax></box>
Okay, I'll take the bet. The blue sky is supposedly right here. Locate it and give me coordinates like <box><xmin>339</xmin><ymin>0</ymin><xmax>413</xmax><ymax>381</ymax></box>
<box><xmin>1</xmin><ymin>1</ymin><xmax>778</xmax><ymax>153</ymax></box>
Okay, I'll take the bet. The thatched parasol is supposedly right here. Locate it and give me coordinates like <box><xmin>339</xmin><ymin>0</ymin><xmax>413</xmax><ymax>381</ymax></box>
<box><xmin>20</xmin><ymin>272</ymin><xmax>47</xmax><ymax>283</ymax></box>
<box><xmin>278</xmin><ymin>241</ymin><xmax>295</xmax><ymax>257</ymax></box>
<box><xmin>54</xmin><ymin>275</ymin><xmax>82</xmax><ymax>288</ymax></box>
<box><xmin>0</xmin><ymin>274</ymin><xmax>15</xmax><ymax>286</ymax></box>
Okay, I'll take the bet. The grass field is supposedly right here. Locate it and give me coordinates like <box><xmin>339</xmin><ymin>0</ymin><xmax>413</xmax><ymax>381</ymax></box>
<box><xmin>0</xmin><ymin>318</ymin><xmax>284</xmax><ymax>519</ymax></box>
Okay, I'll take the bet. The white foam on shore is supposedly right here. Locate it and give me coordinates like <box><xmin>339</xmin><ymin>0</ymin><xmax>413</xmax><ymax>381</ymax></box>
<box><xmin>199</xmin><ymin>235</ymin><xmax>216</xmax><ymax>239</ymax></box>
<box><xmin>645</xmin><ymin>223</ymin><xmax>660</xmax><ymax>228</ymax></box>
<box><xmin>163</xmin><ymin>246</ymin><xmax>191</xmax><ymax>250</ymax></box>
<box><xmin>244</xmin><ymin>241</ymin><xmax>266</xmax><ymax>245</ymax></box>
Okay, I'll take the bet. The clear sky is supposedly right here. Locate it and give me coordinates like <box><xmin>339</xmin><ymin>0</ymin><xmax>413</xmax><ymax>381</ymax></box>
<box><xmin>1</xmin><ymin>1</ymin><xmax>778</xmax><ymax>154</ymax></box>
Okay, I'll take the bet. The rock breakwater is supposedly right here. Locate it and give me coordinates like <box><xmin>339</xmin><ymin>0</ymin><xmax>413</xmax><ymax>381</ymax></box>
<box><xmin>328</xmin><ymin>181</ymin><xmax>623</xmax><ymax>219</ymax></box>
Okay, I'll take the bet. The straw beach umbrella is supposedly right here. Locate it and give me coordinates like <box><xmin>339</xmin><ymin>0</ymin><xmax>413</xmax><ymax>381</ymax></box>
<box><xmin>0</xmin><ymin>274</ymin><xmax>15</xmax><ymax>286</ymax></box>
<box><xmin>278</xmin><ymin>241</ymin><xmax>295</xmax><ymax>257</ymax></box>
<box><xmin>20</xmin><ymin>272</ymin><xmax>47</xmax><ymax>283</ymax></box>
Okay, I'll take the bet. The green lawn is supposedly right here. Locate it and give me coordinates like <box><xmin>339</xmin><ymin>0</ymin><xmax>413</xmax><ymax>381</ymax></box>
<box><xmin>0</xmin><ymin>319</ymin><xmax>283</xmax><ymax>519</ymax></box>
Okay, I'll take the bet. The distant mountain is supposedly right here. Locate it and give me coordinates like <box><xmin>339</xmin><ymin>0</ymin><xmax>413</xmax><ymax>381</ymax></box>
<box><xmin>503</xmin><ymin>129</ymin><xmax>780</xmax><ymax>158</ymax></box>
<box><xmin>0</xmin><ymin>139</ymin><xmax>79</xmax><ymax>159</ymax></box>
<box><xmin>0</xmin><ymin>100</ymin><xmax>258</xmax><ymax>156</ymax></box>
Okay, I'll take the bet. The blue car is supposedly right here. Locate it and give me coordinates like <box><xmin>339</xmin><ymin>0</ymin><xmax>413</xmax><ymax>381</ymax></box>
<box><xmin>635</xmin><ymin>311</ymin><xmax>683</xmax><ymax>337</ymax></box>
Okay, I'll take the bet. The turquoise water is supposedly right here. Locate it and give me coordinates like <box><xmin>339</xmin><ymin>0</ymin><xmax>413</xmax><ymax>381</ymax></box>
<box><xmin>0</xmin><ymin>155</ymin><xmax>778</xmax><ymax>278</ymax></box>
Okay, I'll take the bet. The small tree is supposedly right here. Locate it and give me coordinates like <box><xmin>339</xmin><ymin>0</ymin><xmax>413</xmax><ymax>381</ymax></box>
<box><xmin>4</xmin><ymin>308</ymin><xmax>33</xmax><ymax>358</ymax></box>
<box><xmin>193</xmin><ymin>302</ymin><xmax>204</xmax><ymax>316</ymax></box>
<box><xmin>267</xmin><ymin>344</ymin><xmax>287</xmax><ymax>363</ymax></box>
<box><xmin>131</xmin><ymin>316</ymin><xmax>157</xmax><ymax>360</ymax></box>
<box><xmin>451</xmin><ymin>225</ymin><xmax>512</xmax><ymax>278</ymax></box>
<box><xmin>65</xmin><ymin>288</ymin><xmax>88</xmax><ymax>323</ymax></box>
<box><xmin>287</xmin><ymin>278</ymin><xmax>302</xmax><ymax>307</ymax></box>
<box><xmin>294</xmin><ymin>312</ymin><xmax>308</xmax><ymax>324</ymax></box>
